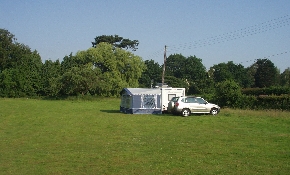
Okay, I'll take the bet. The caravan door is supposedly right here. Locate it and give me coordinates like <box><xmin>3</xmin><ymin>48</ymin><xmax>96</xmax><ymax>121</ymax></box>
<box><xmin>161</xmin><ymin>88</ymin><xmax>185</xmax><ymax>112</ymax></box>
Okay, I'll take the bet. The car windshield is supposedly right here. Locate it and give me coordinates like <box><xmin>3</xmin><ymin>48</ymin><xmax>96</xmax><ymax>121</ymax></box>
<box><xmin>196</xmin><ymin>98</ymin><xmax>207</xmax><ymax>104</ymax></box>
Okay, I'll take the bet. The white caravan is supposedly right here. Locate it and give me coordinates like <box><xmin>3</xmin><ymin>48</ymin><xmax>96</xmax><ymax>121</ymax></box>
<box><xmin>161</xmin><ymin>87</ymin><xmax>185</xmax><ymax>112</ymax></box>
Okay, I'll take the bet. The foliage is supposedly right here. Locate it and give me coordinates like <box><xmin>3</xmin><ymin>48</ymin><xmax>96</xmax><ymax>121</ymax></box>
<box><xmin>61</xmin><ymin>64</ymin><xmax>99</xmax><ymax>96</ymax></box>
<box><xmin>211</xmin><ymin>61</ymin><xmax>254</xmax><ymax>88</ymax></box>
<box><xmin>0</xmin><ymin>29</ymin><xmax>17</xmax><ymax>71</ymax></box>
<box><xmin>61</xmin><ymin>53</ymin><xmax>80</xmax><ymax>73</ymax></box>
<box><xmin>264</xmin><ymin>86</ymin><xmax>290</xmax><ymax>95</ymax></box>
<box><xmin>242</xmin><ymin>86</ymin><xmax>290</xmax><ymax>96</ymax></box>
<box><xmin>184</xmin><ymin>56</ymin><xmax>208</xmax><ymax>94</ymax></box>
<box><xmin>0</xmin><ymin>68</ymin><xmax>21</xmax><ymax>97</ymax></box>
<box><xmin>215</xmin><ymin>80</ymin><xmax>243</xmax><ymax>108</ymax></box>
<box><xmin>164</xmin><ymin>54</ymin><xmax>210</xmax><ymax>94</ymax></box>
<box><xmin>255</xmin><ymin>95</ymin><xmax>290</xmax><ymax>111</ymax></box>
<box><xmin>2</xmin><ymin>28</ymin><xmax>290</xmax><ymax>103</ymax></box>
<box><xmin>238</xmin><ymin>95</ymin><xmax>258</xmax><ymax>109</ymax></box>
<box><xmin>92</xmin><ymin>35</ymin><xmax>139</xmax><ymax>51</ymax></box>
<box><xmin>280</xmin><ymin>68</ymin><xmax>290</xmax><ymax>86</ymax></box>
<box><xmin>163</xmin><ymin>75</ymin><xmax>189</xmax><ymax>89</ymax></box>
<box><xmin>0</xmin><ymin>30</ymin><xmax>43</xmax><ymax>97</ymax></box>
<box><xmin>40</xmin><ymin>60</ymin><xmax>62</xmax><ymax>96</ymax></box>
<box><xmin>74</xmin><ymin>43</ymin><xmax>145</xmax><ymax>96</ymax></box>
<box><xmin>242</xmin><ymin>88</ymin><xmax>265</xmax><ymax>96</ymax></box>
<box><xmin>138</xmin><ymin>59</ymin><xmax>162</xmax><ymax>88</ymax></box>
<box><xmin>165</xmin><ymin>54</ymin><xmax>186</xmax><ymax>78</ymax></box>
<box><xmin>254</xmin><ymin>59</ymin><xmax>279</xmax><ymax>87</ymax></box>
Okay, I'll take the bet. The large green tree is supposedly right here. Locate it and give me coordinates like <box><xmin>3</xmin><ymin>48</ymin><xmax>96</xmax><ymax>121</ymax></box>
<box><xmin>40</xmin><ymin>60</ymin><xmax>62</xmax><ymax>96</ymax></box>
<box><xmin>92</xmin><ymin>35</ymin><xmax>139</xmax><ymax>51</ymax></box>
<box><xmin>215</xmin><ymin>79</ymin><xmax>242</xmax><ymax>108</ymax></box>
<box><xmin>0</xmin><ymin>50</ymin><xmax>43</xmax><ymax>97</ymax></box>
<box><xmin>139</xmin><ymin>59</ymin><xmax>162</xmax><ymax>88</ymax></box>
<box><xmin>280</xmin><ymin>68</ymin><xmax>290</xmax><ymax>87</ymax></box>
<box><xmin>61</xmin><ymin>64</ymin><xmax>99</xmax><ymax>96</ymax></box>
<box><xmin>165</xmin><ymin>54</ymin><xmax>186</xmax><ymax>78</ymax></box>
<box><xmin>183</xmin><ymin>55</ymin><xmax>208</xmax><ymax>94</ymax></box>
<box><xmin>254</xmin><ymin>59</ymin><xmax>278</xmax><ymax>87</ymax></box>
<box><xmin>0</xmin><ymin>29</ymin><xmax>16</xmax><ymax>71</ymax></box>
<box><xmin>0</xmin><ymin>29</ymin><xmax>43</xmax><ymax>97</ymax></box>
<box><xmin>211</xmin><ymin>61</ymin><xmax>254</xmax><ymax>88</ymax></box>
<box><xmin>70</xmin><ymin>43</ymin><xmax>145</xmax><ymax>96</ymax></box>
<box><xmin>163</xmin><ymin>54</ymin><xmax>210</xmax><ymax>94</ymax></box>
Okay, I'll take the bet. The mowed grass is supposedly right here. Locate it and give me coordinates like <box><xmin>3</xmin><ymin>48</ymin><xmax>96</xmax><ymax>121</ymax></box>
<box><xmin>0</xmin><ymin>98</ymin><xmax>289</xmax><ymax>174</ymax></box>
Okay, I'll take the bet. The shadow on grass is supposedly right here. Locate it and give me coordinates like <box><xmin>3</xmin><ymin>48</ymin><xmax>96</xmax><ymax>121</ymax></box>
<box><xmin>100</xmin><ymin>110</ymin><xmax>121</xmax><ymax>113</ymax></box>
<box><xmin>100</xmin><ymin>110</ymin><xmax>176</xmax><ymax>116</ymax></box>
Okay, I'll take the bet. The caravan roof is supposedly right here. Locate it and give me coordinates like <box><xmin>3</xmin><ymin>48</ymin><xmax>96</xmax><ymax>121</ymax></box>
<box><xmin>121</xmin><ymin>88</ymin><xmax>161</xmax><ymax>95</ymax></box>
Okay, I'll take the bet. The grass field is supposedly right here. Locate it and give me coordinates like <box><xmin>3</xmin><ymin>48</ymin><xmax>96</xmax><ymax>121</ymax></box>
<box><xmin>0</xmin><ymin>98</ymin><xmax>289</xmax><ymax>174</ymax></box>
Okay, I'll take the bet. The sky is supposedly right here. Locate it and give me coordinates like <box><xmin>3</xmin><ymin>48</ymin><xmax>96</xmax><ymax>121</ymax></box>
<box><xmin>1</xmin><ymin>0</ymin><xmax>290</xmax><ymax>71</ymax></box>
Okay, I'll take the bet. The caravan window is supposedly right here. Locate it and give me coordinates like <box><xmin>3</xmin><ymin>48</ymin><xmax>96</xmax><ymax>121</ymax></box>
<box><xmin>141</xmin><ymin>94</ymin><xmax>157</xmax><ymax>108</ymax></box>
<box><xmin>168</xmin><ymin>94</ymin><xmax>176</xmax><ymax>101</ymax></box>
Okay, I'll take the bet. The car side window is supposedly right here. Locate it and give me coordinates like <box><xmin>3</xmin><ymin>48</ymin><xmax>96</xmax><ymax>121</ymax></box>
<box><xmin>186</xmin><ymin>97</ymin><xmax>196</xmax><ymax>103</ymax></box>
<box><xmin>192</xmin><ymin>98</ymin><xmax>198</xmax><ymax>103</ymax></box>
<box><xmin>183</xmin><ymin>98</ymin><xmax>192</xmax><ymax>103</ymax></box>
<box><xmin>196</xmin><ymin>98</ymin><xmax>206</xmax><ymax>104</ymax></box>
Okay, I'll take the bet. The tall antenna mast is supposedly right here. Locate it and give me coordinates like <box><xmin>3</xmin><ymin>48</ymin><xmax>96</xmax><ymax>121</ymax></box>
<box><xmin>162</xmin><ymin>45</ymin><xmax>167</xmax><ymax>86</ymax></box>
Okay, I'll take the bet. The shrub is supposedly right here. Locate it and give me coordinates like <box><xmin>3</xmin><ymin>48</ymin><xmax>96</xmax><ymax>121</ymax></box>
<box><xmin>214</xmin><ymin>80</ymin><xmax>243</xmax><ymax>108</ymax></box>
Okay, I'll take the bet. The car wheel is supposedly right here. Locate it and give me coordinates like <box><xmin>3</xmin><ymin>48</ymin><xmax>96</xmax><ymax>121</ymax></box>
<box><xmin>181</xmin><ymin>108</ymin><xmax>191</xmax><ymax>117</ymax></box>
<box><xmin>210</xmin><ymin>108</ymin><xmax>219</xmax><ymax>115</ymax></box>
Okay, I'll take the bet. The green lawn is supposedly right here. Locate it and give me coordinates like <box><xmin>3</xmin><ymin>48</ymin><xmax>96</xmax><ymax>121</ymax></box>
<box><xmin>0</xmin><ymin>98</ymin><xmax>289</xmax><ymax>174</ymax></box>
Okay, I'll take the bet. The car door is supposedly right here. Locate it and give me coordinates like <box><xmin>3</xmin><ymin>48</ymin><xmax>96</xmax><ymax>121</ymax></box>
<box><xmin>186</xmin><ymin>97</ymin><xmax>203</xmax><ymax>113</ymax></box>
<box><xmin>195</xmin><ymin>98</ymin><xmax>208</xmax><ymax>112</ymax></box>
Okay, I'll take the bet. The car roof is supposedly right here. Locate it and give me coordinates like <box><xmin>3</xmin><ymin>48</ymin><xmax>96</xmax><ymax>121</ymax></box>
<box><xmin>181</xmin><ymin>96</ymin><xmax>202</xmax><ymax>98</ymax></box>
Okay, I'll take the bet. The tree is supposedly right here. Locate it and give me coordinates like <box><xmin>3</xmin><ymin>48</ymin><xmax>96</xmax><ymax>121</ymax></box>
<box><xmin>139</xmin><ymin>60</ymin><xmax>162</xmax><ymax>88</ymax></box>
<box><xmin>0</xmin><ymin>68</ymin><xmax>19</xmax><ymax>97</ymax></box>
<box><xmin>164</xmin><ymin>54</ymin><xmax>186</xmax><ymax>78</ymax></box>
<box><xmin>0</xmin><ymin>32</ymin><xmax>43</xmax><ymax>97</ymax></box>
<box><xmin>70</xmin><ymin>43</ymin><xmax>145</xmax><ymax>97</ymax></box>
<box><xmin>183</xmin><ymin>55</ymin><xmax>208</xmax><ymax>94</ymax></box>
<box><xmin>162</xmin><ymin>54</ymin><xmax>212</xmax><ymax>94</ymax></box>
<box><xmin>0</xmin><ymin>51</ymin><xmax>43</xmax><ymax>97</ymax></box>
<box><xmin>61</xmin><ymin>53</ymin><xmax>78</xmax><ymax>73</ymax></box>
<box><xmin>0</xmin><ymin>29</ymin><xmax>18</xmax><ymax>71</ymax></box>
<box><xmin>40</xmin><ymin>60</ymin><xmax>62</xmax><ymax>96</ymax></box>
<box><xmin>164</xmin><ymin>75</ymin><xmax>189</xmax><ymax>89</ymax></box>
<box><xmin>280</xmin><ymin>68</ymin><xmax>290</xmax><ymax>87</ymax></box>
<box><xmin>61</xmin><ymin>64</ymin><xmax>99</xmax><ymax>96</ymax></box>
<box><xmin>212</xmin><ymin>63</ymin><xmax>234</xmax><ymax>82</ymax></box>
<box><xmin>211</xmin><ymin>61</ymin><xmax>254</xmax><ymax>88</ymax></box>
<box><xmin>254</xmin><ymin>59</ymin><xmax>278</xmax><ymax>87</ymax></box>
<box><xmin>215</xmin><ymin>80</ymin><xmax>242</xmax><ymax>108</ymax></box>
<box><xmin>92</xmin><ymin>35</ymin><xmax>139</xmax><ymax>51</ymax></box>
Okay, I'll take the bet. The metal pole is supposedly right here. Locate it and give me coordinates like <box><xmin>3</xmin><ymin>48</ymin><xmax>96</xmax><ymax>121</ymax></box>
<box><xmin>162</xmin><ymin>45</ymin><xmax>167</xmax><ymax>86</ymax></box>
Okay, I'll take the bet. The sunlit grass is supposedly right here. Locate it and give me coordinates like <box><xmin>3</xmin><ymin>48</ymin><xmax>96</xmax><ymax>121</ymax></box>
<box><xmin>0</xmin><ymin>98</ymin><xmax>289</xmax><ymax>174</ymax></box>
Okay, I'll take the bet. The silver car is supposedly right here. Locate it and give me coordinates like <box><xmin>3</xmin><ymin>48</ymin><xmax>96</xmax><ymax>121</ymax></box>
<box><xmin>168</xmin><ymin>96</ymin><xmax>220</xmax><ymax>117</ymax></box>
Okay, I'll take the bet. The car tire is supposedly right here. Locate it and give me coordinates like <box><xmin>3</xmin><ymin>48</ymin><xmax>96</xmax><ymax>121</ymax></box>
<box><xmin>181</xmin><ymin>108</ymin><xmax>191</xmax><ymax>117</ymax></box>
<box><xmin>210</xmin><ymin>108</ymin><xmax>219</xmax><ymax>115</ymax></box>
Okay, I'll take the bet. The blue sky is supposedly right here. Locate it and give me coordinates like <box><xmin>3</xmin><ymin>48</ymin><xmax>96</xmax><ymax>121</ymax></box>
<box><xmin>1</xmin><ymin>0</ymin><xmax>290</xmax><ymax>71</ymax></box>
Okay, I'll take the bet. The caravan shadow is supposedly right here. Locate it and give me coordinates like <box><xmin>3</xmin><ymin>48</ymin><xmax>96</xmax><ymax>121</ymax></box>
<box><xmin>100</xmin><ymin>110</ymin><xmax>121</xmax><ymax>113</ymax></box>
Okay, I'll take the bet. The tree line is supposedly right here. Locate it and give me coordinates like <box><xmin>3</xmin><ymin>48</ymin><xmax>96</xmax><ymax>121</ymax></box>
<box><xmin>140</xmin><ymin>54</ymin><xmax>290</xmax><ymax>94</ymax></box>
<box><xmin>1</xmin><ymin>28</ymin><xmax>290</xmax><ymax>99</ymax></box>
<box><xmin>0</xmin><ymin>30</ymin><xmax>143</xmax><ymax>97</ymax></box>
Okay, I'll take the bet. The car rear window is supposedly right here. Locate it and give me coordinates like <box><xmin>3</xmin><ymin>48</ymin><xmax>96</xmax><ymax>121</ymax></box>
<box><xmin>171</xmin><ymin>97</ymin><xmax>179</xmax><ymax>102</ymax></box>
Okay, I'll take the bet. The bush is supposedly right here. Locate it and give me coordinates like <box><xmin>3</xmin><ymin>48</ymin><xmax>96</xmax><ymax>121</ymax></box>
<box><xmin>214</xmin><ymin>80</ymin><xmax>243</xmax><ymax>108</ymax></box>
<box><xmin>239</xmin><ymin>95</ymin><xmax>257</xmax><ymax>109</ymax></box>
<box><xmin>242</xmin><ymin>86</ymin><xmax>290</xmax><ymax>96</ymax></box>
